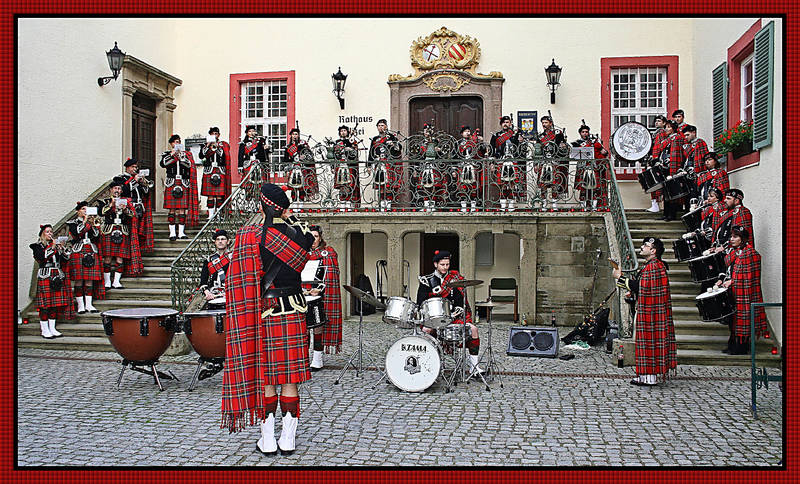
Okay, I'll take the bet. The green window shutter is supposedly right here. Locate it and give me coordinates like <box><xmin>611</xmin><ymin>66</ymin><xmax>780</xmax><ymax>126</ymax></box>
<box><xmin>712</xmin><ymin>62</ymin><xmax>728</xmax><ymax>142</ymax></box>
<box><xmin>753</xmin><ymin>20</ymin><xmax>775</xmax><ymax>150</ymax></box>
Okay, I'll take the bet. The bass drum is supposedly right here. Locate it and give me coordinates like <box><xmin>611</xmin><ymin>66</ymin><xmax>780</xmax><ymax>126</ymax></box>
<box><xmin>695</xmin><ymin>287</ymin><xmax>736</xmax><ymax>322</ymax></box>
<box><xmin>182</xmin><ymin>309</ymin><xmax>227</xmax><ymax>359</ymax></box>
<box><xmin>611</xmin><ymin>121</ymin><xmax>653</xmax><ymax>164</ymax></box>
<box><xmin>384</xmin><ymin>333</ymin><xmax>442</xmax><ymax>393</ymax></box>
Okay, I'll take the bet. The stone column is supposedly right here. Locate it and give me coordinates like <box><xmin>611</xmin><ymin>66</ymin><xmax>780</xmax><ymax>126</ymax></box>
<box><xmin>458</xmin><ymin>226</ymin><xmax>478</xmax><ymax>306</ymax></box>
<box><xmin>327</xmin><ymin>223</ymin><xmax>349</xmax><ymax>316</ymax></box>
<box><xmin>386</xmin><ymin>226</ymin><xmax>405</xmax><ymax>300</ymax></box>
<box><xmin>121</xmin><ymin>85</ymin><xmax>136</xmax><ymax>163</ymax></box>
<box><xmin>518</xmin><ymin>224</ymin><xmax>538</xmax><ymax>323</ymax></box>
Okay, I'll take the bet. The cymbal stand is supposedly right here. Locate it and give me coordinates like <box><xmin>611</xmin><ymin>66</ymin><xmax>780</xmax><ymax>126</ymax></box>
<box><xmin>301</xmin><ymin>331</ymin><xmax>328</xmax><ymax>417</ymax></box>
<box><xmin>335</xmin><ymin>297</ymin><xmax>380</xmax><ymax>385</ymax></box>
<box><xmin>475</xmin><ymin>304</ymin><xmax>504</xmax><ymax>388</ymax></box>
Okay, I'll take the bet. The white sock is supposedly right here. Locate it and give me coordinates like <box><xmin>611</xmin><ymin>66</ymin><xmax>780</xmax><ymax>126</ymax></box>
<box><xmin>112</xmin><ymin>271</ymin><xmax>123</xmax><ymax>288</ymax></box>
<box><xmin>178</xmin><ymin>224</ymin><xmax>186</xmax><ymax>238</ymax></box>
<box><xmin>103</xmin><ymin>272</ymin><xmax>111</xmax><ymax>288</ymax></box>
<box><xmin>169</xmin><ymin>224</ymin><xmax>177</xmax><ymax>238</ymax></box>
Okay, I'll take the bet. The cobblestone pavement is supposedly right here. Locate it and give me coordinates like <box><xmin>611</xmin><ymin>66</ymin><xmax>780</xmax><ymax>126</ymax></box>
<box><xmin>17</xmin><ymin>315</ymin><xmax>783</xmax><ymax>467</ymax></box>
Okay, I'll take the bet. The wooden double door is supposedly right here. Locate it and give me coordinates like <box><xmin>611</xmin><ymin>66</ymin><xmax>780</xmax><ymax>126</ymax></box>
<box><xmin>409</xmin><ymin>96</ymin><xmax>483</xmax><ymax>137</ymax></box>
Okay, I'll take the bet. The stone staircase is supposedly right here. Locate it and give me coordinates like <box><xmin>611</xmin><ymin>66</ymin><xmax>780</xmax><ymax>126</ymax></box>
<box><xmin>18</xmin><ymin>212</ymin><xmax>201</xmax><ymax>351</ymax></box>
<box><xmin>626</xmin><ymin>209</ymin><xmax>780</xmax><ymax>367</ymax></box>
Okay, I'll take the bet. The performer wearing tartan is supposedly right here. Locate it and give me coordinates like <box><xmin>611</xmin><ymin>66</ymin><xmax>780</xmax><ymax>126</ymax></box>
<box><xmin>696</xmin><ymin>152</ymin><xmax>730</xmax><ymax>201</ymax></box>
<box><xmin>700</xmin><ymin>187</ymin><xmax>725</xmax><ymax>242</ymax></box>
<box><xmin>222</xmin><ymin>183</ymin><xmax>314</xmax><ymax>456</ymax></box>
<box><xmin>715</xmin><ymin>226</ymin><xmax>767</xmax><ymax>355</ymax></box>
<box><xmin>536</xmin><ymin>116</ymin><xmax>568</xmax><ymax>211</ymax></box>
<box><xmin>368</xmin><ymin>119</ymin><xmax>403</xmax><ymax>211</ymax></box>
<box><xmin>333</xmin><ymin>125</ymin><xmax>360</xmax><ymax>210</ymax></box>
<box><xmin>199</xmin><ymin>127</ymin><xmax>232</xmax><ymax>220</ymax></box>
<box><xmin>30</xmin><ymin>224</ymin><xmax>74</xmax><ymax>339</ymax></box>
<box><xmin>238</xmin><ymin>126</ymin><xmax>270</xmax><ymax>179</ymax></box>
<box><xmin>96</xmin><ymin>179</ymin><xmax>143</xmax><ymax>289</ymax></box>
<box><xmin>614</xmin><ymin>237</ymin><xmax>677</xmax><ymax>386</ymax></box>
<box><xmin>491</xmin><ymin>115</ymin><xmax>523</xmax><ymax>211</ymax></box>
<box><xmin>120</xmin><ymin>158</ymin><xmax>154</xmax><ymax>254</ymax></box>
<box><xmin>416</xmin><ymin>250</ymin><xmax>482</xmax><ymax>374</ymax></box>
<box><xmin>571</xmin><ymin>124</ymin><xmax>609</xmax><ymax>210</ymax></box>
<box><xmin>304</xmin><ymin>226</ymin><xmax>343</xmax><ymax>371</ymax></box>
<box><xmin>199</xmin><ymin>229</ymin><xmax>232</xmax><ymax>303</ymax></box>
<box><xmin>161</xmin><ymin>134</ymin><xmax>200</xmax><ymax>241</ymax></box>
<box><xmin>660</xmin><ymin>120</ymin><xmax>687</xmax><ymax>221</ymax></box>
<box><xmin>66</xmin><ymin>201</ymin><xmax>104</xmax><ymax>314</ymax></box>
<box><xmin>647</xmin><ymin>115</ymin><xmax>669</xmax><ymax>213</ymax></box>
<box><xmin>456</xmin><ymin>126</ymin><xmax>485</xmax><ymax>213</ymax></box>
<box><xmin>680</xmin><ymin>125</ymin><xmax>709</xmax><ymax>174</ymax></box>
<box><xmin>712</xmin><ymin>188</ymin><xmax>754</xmax><ymax>249</ymax></box>
<box><xmin>285</xmin><ymin>128</ymin><xmax>318</xmax><ymax>211</ymax></box>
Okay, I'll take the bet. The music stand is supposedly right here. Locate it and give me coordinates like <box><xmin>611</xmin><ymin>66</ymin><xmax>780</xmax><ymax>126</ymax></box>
<box><xmin>335</xmin><ymin>285</ymin><xmax>386</xmax><ymax>385</ymax></box>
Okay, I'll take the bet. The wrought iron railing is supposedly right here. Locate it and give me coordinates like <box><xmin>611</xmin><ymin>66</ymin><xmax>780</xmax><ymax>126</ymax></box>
<box><xmin>606</xmin><ymin>165</ymin><xmax>639</xmax><ymax>273</ymax></box>
<box><xmin>751</xmin><ymin>302</ymin><xmax>782</xmax><ymax>419</ymax></box>
<box><xmin>170</xmin><ymin>162</ymin><xmax>268</xmax><ymax>312</ymax></box>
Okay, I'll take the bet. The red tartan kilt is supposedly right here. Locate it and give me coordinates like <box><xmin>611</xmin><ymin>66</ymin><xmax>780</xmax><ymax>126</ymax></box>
<box><xmin>333</xmin><ymin>167</ymin><xmax>358</xmax><ymax>190</ymax></box>
<box><xmin>300</xmin><ymin>166</ymin><xmax>319</xmax><ymax>195</ymax></box>
<box><xmin>101</xmin><ymin>232</ymin><xmax>131</xmax><ymax>259</ymax></box>
<box><xmin>201</xmin><ymin>171</ymin><xmax>230</xmax><ymax>198</ymax></box>
<box><xmin>68</xmin><ymin>247</ymin><xmax>102</xmax><ymax>281</ymax></box>
<box><xmin>163</xmin><ymin>184</ymin><xmax>190</xmax><ymax>210</ymax></box>
<box><xmin>535</xmin><ymin>163</ymin><xmax>567</xmax><ymax>190</ymax></box>
<box><xmin>458</xmin><ymin>170</ymin><xmax>484</xmax><ymax>195</ymax></box>
<box><xmin>372</xmin><ymin>163</ymin><xmax>403</xmax><ymax>189</ymax></box>
<box><xmin>36</xmin><ymin>274</ymin><xmax>72</xmax><ymax>309</ymax></box>
<box><xmin>260</xmin><ymin>309</ymin><xmax>311</xmax><ymax>385</ymax></box>
<box><xmin>496</xmin><ymin>163</ymin><xmax>527</xmax><ymax>186</ymax></box>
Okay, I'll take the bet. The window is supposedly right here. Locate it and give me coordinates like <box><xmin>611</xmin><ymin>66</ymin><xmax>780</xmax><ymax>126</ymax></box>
<box><xmin>240</xmin><ymin>80</ymin><xmax>288</xmax><ymax>164</ymax></box>
<box><xmin>229</xmin><ymin>71</ymin><xmax>295</xmax><ymax>183</ymax></box>
<box><xmin>601</xmin><ymin>56</ymin><xmax>678</xmax><ymax>180</ymax></box>
<box><xmin>611</xmin><ymin>67</ymin><xmax>668</xmax><ymax>135</ymax></box>
<box><xmin>740</xmin><ymin>54</ymin><xmax>754</xmax><ymax>123</ymax></box>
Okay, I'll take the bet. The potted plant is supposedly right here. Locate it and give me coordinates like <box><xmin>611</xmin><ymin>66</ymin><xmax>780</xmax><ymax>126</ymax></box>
<box><xmin>714</xmin><ymin>120</ymin><xmax>754</xmax><ymax>159</ymax></box>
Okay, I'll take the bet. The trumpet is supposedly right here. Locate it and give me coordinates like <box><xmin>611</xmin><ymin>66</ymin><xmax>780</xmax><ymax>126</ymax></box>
<box><xmin>92</xmin><ymin>216</ymin><xmax>102</xmax><ymax>228</ymax></box>
<box><xmin>136</xmin><ymin>173</ymin><xmax>155</xmax><ymax>188</ymax></box>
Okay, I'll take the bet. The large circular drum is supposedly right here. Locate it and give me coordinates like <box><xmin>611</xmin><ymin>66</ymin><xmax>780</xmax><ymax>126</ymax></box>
<box><xmin>611</xmin><ymin>121</ymin><xmax>653</xmax><ymax>164</ymax></box>
<box><xmin>385</xmin><ymin>333</ymin><xmax>442</xmax><ymax>392</ymax></box>
<box><xmin>673</xmin><ymin>232</ymin><xmax>711</xmax><ymax>262</ymax></box>
<box><xmin>695</xmin><ymin>287</ymin><xmax>736</xmax><ymax>322</ymax></box>
<box><xmin>687</xmin><ymin>251</ymin><xmax>727</xmax><ymax>283</ymax></box>
<box><xmin>101</xmin><ymin>308</ymin><xmax>179</xmax><ymax>363</ymax></box>
<box><xmin>383</xmin><ymin>297</ymin><xmax>417</xmax><ymax>328</ymax></box>
<box><xmin>182</xmin><ymin>309</ymin><xmax>227</xmax><ymax>359</ymax></box>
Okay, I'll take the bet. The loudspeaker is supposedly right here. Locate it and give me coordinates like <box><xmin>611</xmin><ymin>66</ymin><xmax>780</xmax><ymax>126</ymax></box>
<box><xmin>506</xmin><ymin>327</ymin><xmax>559</xmax><ymax>358</ymax></box>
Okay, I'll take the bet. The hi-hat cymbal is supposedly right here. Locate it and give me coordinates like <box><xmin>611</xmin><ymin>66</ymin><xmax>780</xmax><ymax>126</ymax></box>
<box><xmin>474</xmin><ymin>301</ymin><xmax>503</xmax><ymax>307</ymax></box>
<box><xmin>444</xmin><ymin>279</ymin><xmax>484</xmax><ymax>288</ymax></box>
<box><xmin>342</xmin><ymin>284</ymin><xmax>387</xmax><ymax>309</ymax></box>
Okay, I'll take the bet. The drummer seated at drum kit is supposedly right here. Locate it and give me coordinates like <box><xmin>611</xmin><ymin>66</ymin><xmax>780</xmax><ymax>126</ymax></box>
<box><xmin>198</xmin><ymin>229</ymin><xmax>231</xmax><ymax>310</ymax></box>
<box><xmin>416</xmin><ymin>250</ymin><xmax>482</xmax><ymax>375</ymax></box>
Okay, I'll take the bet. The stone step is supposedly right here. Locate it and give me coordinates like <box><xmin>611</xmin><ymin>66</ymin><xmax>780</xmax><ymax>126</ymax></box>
<box><xmin>673</xmin><ymin>320</ymin><xmax>730</xmax><ymax>336</ymax></box>
<box><xmin>74</xmin><ymin>299</ymin><xmax>174</xmax><ymax>309</ymax></box>
<box><xmin>629</xmin><ymin>228</ymin><xmax>691</xmax><ymax>239</ymax></box>
<box><xmin>18</xmin><ymin>323</ymin><xmax>107</xmax><ymax>338</ymax></box>
<box><xmin>92</xmin><ymin>288</ymin><xmax>173</xmax><ymax>299</ymax></box>
<box><xmin>17</xmin><ymin>335</ymin><xmax>114</xmax><ymax>352</ymax></box>
<box><xmin>676</xmin><ymin>349</ymin><xmax>781</xmax><ymax>368</ymax></box>
<box><xmin>141</xmin><ymin>267</ymin><xmax>172</xmax><ymax>277</ymax></box>
<box><xmin>675</xmin><ymin>333</ymin><xmax>773</xmax><ymax>351</ymax></box>
<box><xmin>142</xmin><ymin>256</ymin><xmax>182</xmax><ymax>265</ymax></box>
<box><xmin>114</xmin><ymin>277</ymin><xmax>172</xmax><ymax>288</ymax></box>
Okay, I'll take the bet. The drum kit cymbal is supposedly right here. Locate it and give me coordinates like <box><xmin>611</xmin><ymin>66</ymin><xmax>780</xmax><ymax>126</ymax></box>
<box><xmin>340</xmin><ymin>280</ymin><xmax>501</xmax><ymax>394</ymax></box>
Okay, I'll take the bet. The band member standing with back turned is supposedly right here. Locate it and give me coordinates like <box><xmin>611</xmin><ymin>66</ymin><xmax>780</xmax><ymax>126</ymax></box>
<box><xmin>571</xmin><ymin>124</ymin><xmax>609</xmax><ymax>210</ymax></box>
<box><xmin>161</xmin><ymin>134</ymin><xmax>199</xmax><ymax>241</ymax></box>
<box><xmin>714</xmin><ymin>226</ymin><xmax>767</xmax><ymax>355</ymax></box>
<box><xmin>199</xmin><ymin>229</ymin><xmax>232</xmax><ymax>304</ymax></box>
<box><xmin>490</xmin><ymin>115</ymin><xmax>522</xmax><ymax>211</ymax></box>
<box><xmin>30</xmin><ymin>224</ymin><xmax>74</xmax><ymax>339</ymax></box>
<box><xmin>305</xmin><ymin>225</ymin><xmax>343</xmax><ymax>371</ymax></box>
<box><xmin>368</xmin><ymin>119</ymin><xmax>402</xmax><ymax>211</ymax></box>
<box><xmin>199</xmin><ymin>127</ymin><xmax>232</xmax><ymax>220</ymax></box>
<box><xmin>647</xmin><ymin>115</ymin><xmax>669</xmax><ymax>213</ymax></box>
<box><xmin>416</xmin><ymin>250</ymin><xmax>481</xmax><ymax>374</ymax></box>
<box><xmin>120</xmin><ymin>158</ymin><xmax>154</xmax><ymax>253</ymax></box>
<box><xmin>613</xmin><ymin>237</ymin><xmax>677</xmax><ymax>386</ymax></box>
<box><xmin>222</xmin><ymin>183</ymin><xmax>314</xmax><ymax>456</ymax></box>
<box><xmin>66</xmin><ymin>201</ymin><xmax>103</xmax><ymax>315</ymax></box>
<box><xmin>285</xmin><ymin>127</ymin><xmax>318</xmax><ymax>211</ymax></box>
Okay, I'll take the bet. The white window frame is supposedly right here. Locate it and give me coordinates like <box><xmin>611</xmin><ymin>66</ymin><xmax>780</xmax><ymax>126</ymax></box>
<box><xmin>240</xmin><ymin>80</ymin><xmax>288</xmax><ymax>164</ymax></box>
<box><xmin>610</xmin><ymin>66</ymin><xmax>668</xmax><ymax>135</ymax></box>
<box><xmin>740</xmin><ymin>53</ymin><xmax>755</xmax><ymax>123</ymax></box>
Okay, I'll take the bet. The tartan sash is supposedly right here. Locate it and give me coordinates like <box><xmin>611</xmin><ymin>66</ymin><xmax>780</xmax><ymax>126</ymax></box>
<box><xmin>494</xmin><ymin>129</ymin><xmax>514</xmax><ymax>148</ymax></box>
<box><xmin>208</xmin><ymin>252</ymin><xmax>232</xmax><ymax>276</ymax></box>
<box><xmin>261</xmin><ymin>227</ymin><xmax>309</xmax><ymax>274</ymax></box>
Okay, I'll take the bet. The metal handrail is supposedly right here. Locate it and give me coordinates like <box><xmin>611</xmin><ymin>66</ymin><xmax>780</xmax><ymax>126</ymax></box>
<box><xmin>170</xmin><ymin>163</ymin><xmax>268</xmax><ymax>311</ymax></box>
<box><xmin>751</xmin><ymin>302</ymin><xmax>782</xmax><ymax>419</ymax></box>
<box><xmin>606</xmin><ymin>166</ymin><xmax>638</xmax><ymax>273</ymax></box>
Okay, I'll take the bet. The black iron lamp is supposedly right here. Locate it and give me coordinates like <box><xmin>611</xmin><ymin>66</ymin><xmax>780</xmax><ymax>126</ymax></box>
<box><xmin>331</xmin><ymin>67</ymin><xmax>347</xmax><ymax>110</ymax></box>
<box><xmin>98</xmin><ymin>42</ymin><xmax>126</xmax><ymax>87</ymax></box>
<box><xmin>545</xmin><ymin>58</ymin><xmax>562</xmax><ymax>104</ymax></box>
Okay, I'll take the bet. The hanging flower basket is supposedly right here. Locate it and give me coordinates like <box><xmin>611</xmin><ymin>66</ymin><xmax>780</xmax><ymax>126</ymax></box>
<box><xmin>714</xmin><ymin>120</ymin><xmax>754</xmax><ymax>158</ymax></box>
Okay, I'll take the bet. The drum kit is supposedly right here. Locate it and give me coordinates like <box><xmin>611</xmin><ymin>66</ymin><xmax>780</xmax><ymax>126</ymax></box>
<box><xmin>340</xmin><ymin>279</ymin><xmax>502</xmax><ymax>394</ymax></box>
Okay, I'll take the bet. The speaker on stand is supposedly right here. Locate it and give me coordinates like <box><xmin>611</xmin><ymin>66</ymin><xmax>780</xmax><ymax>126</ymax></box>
<box><xmin>506</xmin><ymin>327</ymin><xmax>559</xmax><ymax>358</ymax></box>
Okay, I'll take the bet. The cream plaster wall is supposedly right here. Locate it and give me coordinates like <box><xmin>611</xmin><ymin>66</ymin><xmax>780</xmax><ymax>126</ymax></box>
<box><xmin>692</xmin><ymin>17</ymin><xmax>784</xmax><ymax>343</ymax></box>
<box><xmin>17</xmin><ymin>18</ymin><xmax>177</xmax><ymax>308</ymax></box>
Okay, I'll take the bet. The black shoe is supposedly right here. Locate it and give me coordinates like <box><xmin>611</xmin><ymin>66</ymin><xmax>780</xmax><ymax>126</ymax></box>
<box><xmin>77</xmin><ymin>310</ymin><xmax>86</xmax><ymax>315</ymax></box>
<box><xmin>255</xmin><ymin>443</ymin><xmax>277</xmax><ymax>456</ymax></box>
<box><xmin>278</xmin><ymin>445</ymin><xmax>295</xmax><ymax>456</ymax></box>
<box><xmin>89</xmin><ymin>308</ymin><xmax>99</xmax><ymax>313</ymax></box>
<box><xmin>310</xmin><ymin>367</ymin><xmax>321</xmax><ymax>373</ymax></box>
<box><xmin>630</xmin><ymin>379</ymin><xmax>644</xmax><ymax>386</ymax></box>
<box><xmin>169</xmin><ymin>236</ymin><xmax>177</xmax><ymax>242</ymax></box>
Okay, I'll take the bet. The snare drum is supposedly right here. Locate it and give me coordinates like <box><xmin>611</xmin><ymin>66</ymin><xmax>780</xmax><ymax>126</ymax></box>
<box><xmin>681</xmin><ymin>206</ymin><xmax>704</xmax><ymax>232</ymax></box>
<box><xmin>637</xmin><ymin>165</ymin><xmax>666</xmax><ymax>193</ymax></box>
<box><xmin>182</xmin><ymin>309</ymin><xmax>227</xmax><ymax>359</ymax></box>
<box><xmin>687</xmin><ymin>252</ymin><xmax>727</xmax><ymax>283</ymax></box>
<box><xmin>673</xmin><ymin>232</ymin><xmax>711</xmax><ymax>262</ymax></box>
<box><xmin>383</xmin><ymin>297</ymin><xmax>417</xmax><ymax>328</ymax></box>
<box><xmin>384</xmin><ymin>333</ymin><xmax>442</xmax><ymax>392</ymax></box>
<box><xmin>206</xmin><ymin>296</ymin><xmax>226</xmax><ymax>310</ymax></box>
<box><xmin>695</xmin><ymin>287</ymin><xmax>736</xmax><ymax>322</ymax></box>
<box><xmin>305</xmin><ymin>295</ymin><xmax>328</xmax><ymax>329</ymax></box>
<box><xmin>438</xmin><ymin>323</ymin><xmax>469</xmax><ymax>344</ymax></box>
<box><xmin>663</xmin><ymin>173</ymin><xmax>692</xmax><ymax>201</ymax></box>
<box><xmin>101</xmin><ymin>308</ymin><xmax>179</xmax><ymax>363</ymax></box>
<box><xmin>420</xmin><ymin>297</ymin><xmax>452</xmax><ymax>328</ymax></box>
